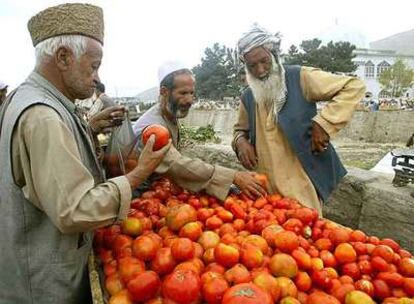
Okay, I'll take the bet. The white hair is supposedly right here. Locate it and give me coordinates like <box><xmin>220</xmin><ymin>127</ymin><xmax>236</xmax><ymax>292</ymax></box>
<box><xmin>246</xmin><ymin>55</ymin><xmax>280</xmax><ymax>107</ymax></box>
<box><xmin>246</xmin><ymin>54</ymin><xmax>287</xmax><ymax>122</ymax></box>
<box><xmin>35</xmin><ymin>35</ymin><xmax>89</xmax><ymax>64</ymax></box>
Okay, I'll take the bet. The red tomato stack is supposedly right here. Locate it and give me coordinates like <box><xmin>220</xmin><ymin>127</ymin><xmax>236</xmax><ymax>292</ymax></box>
<box><xmin>93</xmin><ymin>178</ymin><xmax>414</xmax><ymax>304</ymax></box>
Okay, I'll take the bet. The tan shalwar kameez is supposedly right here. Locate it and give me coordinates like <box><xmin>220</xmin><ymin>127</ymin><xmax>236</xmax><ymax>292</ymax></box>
<box><xmin>233</xmin><ymin>67</ymin><xmax>366</xmax><ymax>213</ymax></box>
<box><xmin>134</xmin><ymin>104</ymin><xmax>236</xmax><ymax>201</ymax></box>
<box><xmin>11</xmin><ymin>105</ymin><xmax>132</xmax><ymax>232</ymax></box>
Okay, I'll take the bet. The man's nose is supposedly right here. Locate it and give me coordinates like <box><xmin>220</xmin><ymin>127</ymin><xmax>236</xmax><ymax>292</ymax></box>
<box><xmin>93</xmin><ymin>74</ymin><xmax>100</xmax><ymax>85</ymax></box>
<box><xmin>257</xmin><ymin>64</ymin><xmax>267</xmax><ymax>78</ymax></box>
<box><xmin>185</xmin><ymin>94</ymin><xmax>194</xmax><ymax>103</ymax></box>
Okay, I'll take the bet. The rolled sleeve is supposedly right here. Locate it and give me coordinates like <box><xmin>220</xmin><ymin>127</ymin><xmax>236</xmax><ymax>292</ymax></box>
<box><xmin>205</xmin><ymin>165</ymin><xmax>236</xmax><ymax>201</ymax></box>
<box><xmin>108</xmin><ymin>176</ymin><xmax>132</xmax><ymax>222</ymax></box>
<box><xmin>312</xmin><ymin>115</ymin><xmax>338</xmax><ymax>138</ymax></box>
<box><xmin>301</xmin><ymin>67</ymin><xmax>366</xmax><ymax>138</ymax></box>
<box><xmin>155</xmin><ymin>145</ymin><xmax>235</xmax><ymax>201</ymax></box>
<box><xmin>232</xmin><ymin>101</ymin><xmax>250</xmax><ymax>152</ymax></box>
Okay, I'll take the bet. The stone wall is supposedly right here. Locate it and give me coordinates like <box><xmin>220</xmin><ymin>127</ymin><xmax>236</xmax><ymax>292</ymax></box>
<box><xmin>325</xmin><ymin>168</ymin><xmax>414</xmax><ymax>251</ymax></box>
<box><xmin>182</xmin><ymin>109</ymin><xmax>414</xmax><ymax>144</ymax></box>
<box><xmin>182</xmin><ymin>143</ymin><xmax>414</xmax><ymax>252</ymax></box>
<box><xmin>339</xmin><ymin>111</ymin><xmax>414</xmax><ymax>143</ymax></box>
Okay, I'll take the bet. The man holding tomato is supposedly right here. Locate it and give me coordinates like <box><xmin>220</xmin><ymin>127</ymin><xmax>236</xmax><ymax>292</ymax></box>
<box><xmin>133</xmin><ymin>61</ymin><xmax>267</xmax><ymax>201</ymax></box>
<box><xmin>233</xmin><ymin>25</ymin><xmax>366</xmax><ymax>214</ymax></box>
<box><xmin>0</xmin><ymin>4</ymin><xmax>170</xmax><ymax>303</ymax></box>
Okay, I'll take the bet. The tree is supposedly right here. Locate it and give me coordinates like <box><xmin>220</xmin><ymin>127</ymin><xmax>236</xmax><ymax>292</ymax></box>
<box><xmin>284</xmin><ymin>39</ymin><xmax>357</xmax><ymax>73</ymax></box>
<box><xmin>379</xmin><ymin>58</ymin><xmax>414</xmax><ymax>98</ymax></box>
<box><xmin>192</xmin><ymin>43</ymin><xmax>242</xmax><ymax>100</ymax></box>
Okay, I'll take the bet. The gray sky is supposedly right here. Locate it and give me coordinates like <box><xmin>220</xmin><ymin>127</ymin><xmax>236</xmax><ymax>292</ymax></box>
<box><xmin>1</xmin><ymin>0</ymin><xmax>413</xmax><ymax>96</ymax></box>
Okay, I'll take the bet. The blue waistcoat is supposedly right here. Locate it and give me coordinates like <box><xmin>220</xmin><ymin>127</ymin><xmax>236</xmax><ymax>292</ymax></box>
<box><xmin>241</xmin><ymin>65</ymin><xmax>346</xmax><ymax>203</ymax></box>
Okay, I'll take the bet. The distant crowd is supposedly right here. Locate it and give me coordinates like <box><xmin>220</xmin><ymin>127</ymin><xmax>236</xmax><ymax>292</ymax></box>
<box><xmin>360</xmin><ymin>98</ymin><xmax>413</xmax><ymax>111</ymax></box>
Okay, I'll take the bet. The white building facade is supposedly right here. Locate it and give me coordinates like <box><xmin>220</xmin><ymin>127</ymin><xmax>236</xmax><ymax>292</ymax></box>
<box><xmin>352</xmin><ymin>48</ymin><xmax>414</xmax><ymax>99</ymax></box>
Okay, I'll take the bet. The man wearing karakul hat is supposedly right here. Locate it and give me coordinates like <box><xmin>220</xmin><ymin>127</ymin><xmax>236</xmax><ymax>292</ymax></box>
<box><xmin>0</xmin><ymin>3</ymin><xmax>170</xmax><ymax>303</ymax></box>
<box><xmin>133</xmin><ymin>61</ymin><xmax>267</xmax><ymax>200</ymax></box>
<box><xmin>233</xmin><ymin>24</ymin><xmax>366</xmax><ymax>214</ymax></box>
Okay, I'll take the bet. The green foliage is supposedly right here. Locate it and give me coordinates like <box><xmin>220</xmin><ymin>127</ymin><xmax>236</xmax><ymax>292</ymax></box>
<box><xmin>192</xmin><ymin>43</ymin><xmax>243</xmax><ymax>100</ymax></box>
<box><xmin>284</xmin><ymin>39</ymin><xmax>357</xmax><ymax>73</ymax></box>
<box><xmin>193</xmin><ymin>39</ymin><xmax>357</xmax><ymax>99</ymax></box>
<box><xmin>179</xmin><ymin>124</ymin><xmax>221</xmax><ymax>148</ymax></box>
<box><xmin>379</xmin><ymin>58</ymin><xmax>414</xmax><ymax>97</ymax></box>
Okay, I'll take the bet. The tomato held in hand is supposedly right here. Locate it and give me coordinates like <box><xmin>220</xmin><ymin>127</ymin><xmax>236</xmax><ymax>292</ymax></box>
<box><xmin>142</xmin><ymin>124</ymin><xmax>170</xmax><ymax>151</ymax></box>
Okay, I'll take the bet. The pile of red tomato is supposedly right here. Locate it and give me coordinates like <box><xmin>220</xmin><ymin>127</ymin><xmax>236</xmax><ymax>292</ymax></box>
<box><xmin>93</xmin><ymin>178</ymin><xmax>414</xmax><ymax>304</ymax></box>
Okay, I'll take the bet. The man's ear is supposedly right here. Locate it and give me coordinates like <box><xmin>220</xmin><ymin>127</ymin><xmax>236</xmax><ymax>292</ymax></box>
<box><xmin>55</xmin><ymin>46</ymin><xmax>74</xmax><ymax>71</ymax></box>
<box><xmin>160</xmin><ymin>86</ymin><xmax>169</xmax><ymax>98</ymax></box>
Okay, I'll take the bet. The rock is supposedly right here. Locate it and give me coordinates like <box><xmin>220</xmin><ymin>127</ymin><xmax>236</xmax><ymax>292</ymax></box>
<box><xmin>359</xmin><ymin>177</ymin><xmax>414</xmax><ymax>250</ymax></box>
<box><xmin>181</xmin><ymin>143</ymin><xmax>245</xmax><ymax>171</ymax></box>
<box><xmin>325</xmin><ymin>168</ymin><xmax>414</xmax><ymax>252</ymax></box>
<box><xmin>323</xmin><ymin>172</ymin><xmax>365</xmax><ymax>229</ymax></box>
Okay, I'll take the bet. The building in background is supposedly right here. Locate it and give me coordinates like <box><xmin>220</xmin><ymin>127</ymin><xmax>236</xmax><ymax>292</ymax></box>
<box><xmin>319</xmin><ymin>24</ymin><xmax>414</xmax><ymax>100</ymax></box>
<box><xmin>353</xmin><ymin>29</ymin><xmax>414</xmax><ymax>99</ymax></box>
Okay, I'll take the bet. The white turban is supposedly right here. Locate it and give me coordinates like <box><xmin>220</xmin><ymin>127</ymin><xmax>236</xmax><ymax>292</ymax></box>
<box><xmin>237</xmin><ymin>24</ymin><xmax>287</xmax><ymax>122</ymax></box>
<box><xmin>237</xmin><ymin>24</ymin><xmax>281</xmax><ymax>61</ymax></box>
<box><xmin>158</xmin><ymin>61</ymin><xmax>189</xmax><ymax>84</ymax></box>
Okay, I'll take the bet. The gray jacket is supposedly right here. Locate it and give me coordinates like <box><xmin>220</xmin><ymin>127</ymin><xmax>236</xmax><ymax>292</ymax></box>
<box><xmin>0</xmin><ymin>72</ymin><xmax>103</xmax><ymax>303</ymax></box>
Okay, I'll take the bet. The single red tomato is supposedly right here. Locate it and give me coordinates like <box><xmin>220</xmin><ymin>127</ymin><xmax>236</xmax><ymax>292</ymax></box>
<box><xmin>117</xmin><ymin>256</ymin><xmax>145</xmax><ymax>284</ymax></box>
<box><xmin>151</xmin><ymin>247</ymin><xmax>176</xmax><ymax>276</ymax></box>
<box><xmin>202</xmin><ymin>277</ymin><xmax>229</xmax><ymax>304</ymax></box>
<box><xmin>142</xmin><ymin>124</ymin><xmax>170</xmax><ymax>151</ymax></box>
<box><xmin>132</xmin><ymin>235</ymin><xmax>159</xmax><ymax>261</ymax></box>
<box><xmin>171</xmin><ymin>238</ymin><xmax>195</xmax><ymax>261</ymax></box>
<box><xmin>127</xmin><ymin>271</ymin><xmax>161</xmax><ymax>302</ymax></box>
<box><xmin>224</xmin><ymin>264</ymin><xmax>251</xmax><ymax>285</ymax></box>
<box><xmin>214</xmin><ymin>243</ymin><xmax>239</xmax><ymax>268</ymax></box>
<box><xmin>162</xmin><ymin>270</ymin><xmax>201</xmax><ymax>304</ymax></box>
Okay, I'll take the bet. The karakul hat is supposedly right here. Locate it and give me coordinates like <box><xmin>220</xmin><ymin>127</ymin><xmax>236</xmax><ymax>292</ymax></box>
<box><xmin>28</xmin><ymin>3</ymin><xmax>104</xmax><ymax>47</ymax></box>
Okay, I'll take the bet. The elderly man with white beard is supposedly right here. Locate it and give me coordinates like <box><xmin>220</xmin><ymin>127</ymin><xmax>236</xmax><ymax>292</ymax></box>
<box><xmin>232</xmin><ymin>25</ymin><xmax>366</xmax><ymax>214</ymax></box>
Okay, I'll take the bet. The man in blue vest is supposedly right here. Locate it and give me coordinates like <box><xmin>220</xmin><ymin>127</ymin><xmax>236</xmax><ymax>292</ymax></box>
<box><xmin>232</xmin><ymin>25</ymin><xmax>366</xmax><ymax>213</ymax></box>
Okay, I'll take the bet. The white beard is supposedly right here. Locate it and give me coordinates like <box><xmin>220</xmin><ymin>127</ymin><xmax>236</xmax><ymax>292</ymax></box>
<box><xmin>245</xmin><ymin>55</ymin><xmax>287</xmax><ymax>119</ymax></box>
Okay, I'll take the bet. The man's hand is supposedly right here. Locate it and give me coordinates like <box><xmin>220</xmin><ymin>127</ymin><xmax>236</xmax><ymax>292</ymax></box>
<box><xmin>89</xmin><ymin>106</ymin><xmax>126</xmax><ymax>134</ymax></box>
<box><xmin>233</xmin><ymin>171</ymin><xmax>267</xmax><ymax>199</ymax></box>
<box><xmin>126</xmin><ymin>135</ymin><xmax>172</xmax><ymax>189</ymax></box>
<box><xmin>236</xmin><ymin>137</ymin><xmax>258</xmax><ymax>170</ymax></box>
<box><xmin>311</xmin><ymin>121</ymin><xmax>330</xmax><ymax>154</ymax></box>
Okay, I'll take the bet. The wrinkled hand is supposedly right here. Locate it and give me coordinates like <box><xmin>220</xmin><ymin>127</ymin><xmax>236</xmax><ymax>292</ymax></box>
<box><xmin>236</xmin><ymin>137</ymin><xmax>257</xmax><ymax>170</ymax></box>
<box><xmin>233</xmin><ymin>171</ymin><xmax>267</xmax><ymax>199</ymax></box>
<box><xmin>89</xmin><ymin>106</ymin><xmax>127</xmax><ymax>134</ymax></box>
<box><xmin>126</xmin><ymin>135</ymin><xmax>172</xmax><ymax>188</ymax></box>
<box><xmin>311</xmin><ymin>121</ymin><xmax>330</xmax><ymax>154</ymax></box>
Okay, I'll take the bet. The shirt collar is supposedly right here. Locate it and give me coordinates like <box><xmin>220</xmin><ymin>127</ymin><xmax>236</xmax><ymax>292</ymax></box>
<box><xmin>27</xmin><ymin>71</ymin><xmax>77</xmax><ymax>114</ymax></box>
